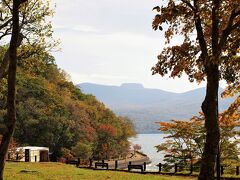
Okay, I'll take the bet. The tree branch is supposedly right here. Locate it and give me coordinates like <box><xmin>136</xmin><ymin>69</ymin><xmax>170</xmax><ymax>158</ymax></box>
<box><xmin>219</xmin><ymin>8</ymin><xmax>240</xmax><ymax>52</ymax></box>
<box><xmin>2</xmin><ymin>0</ymin><xmax>12</xmax><ymax>11</ymax></box>
<box><xmin>18</xmin><ymin>0</ymin><xmax>28</xmax><ymax>5</ymax></box>
<box><xmin>181</xmin><ymin>0</ymin><xmax>208</xmax><ymax>59</ymax></box>
<box><xmin>211</xmin><ymin>0</ymin><xmax>220</xmax><ymax>56</ymax></box>
<box><xmin>181</xmin><ymin>0</ymin><xmax>196</xmax><ymax>11</ymax></box>
<box><xmin>0</xmin><ymin>18</ymin><xmax>12</xmax><ymax>30</ymax></box>
<box><xmin>234</xmin><ymin>9</ymin><xmax>240</xmax><ymax>17</ymax></box>
<box><xmin>230</xmin><ymin>20</ymin><xmax>240</xmax><ymax>31</ymax></box>
<box><xmin>0</xmin><ymin>26</ymin><xmax>11</xmax><ymax>40</ymax></box>
<box><xmin>193</xmin><ymin>0</ymin><xmax>208</xmax><ymax>60</ymax></box>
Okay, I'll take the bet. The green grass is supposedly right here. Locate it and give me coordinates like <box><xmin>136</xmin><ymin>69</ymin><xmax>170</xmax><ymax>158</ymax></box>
<box><xmin>4</xmin><ymin>162</ymin><xmax>196</xmax><ymax>180</ymax></box>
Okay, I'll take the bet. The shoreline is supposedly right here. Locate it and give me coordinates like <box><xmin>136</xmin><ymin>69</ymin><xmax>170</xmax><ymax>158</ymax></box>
<box><xmin>103</xmin><ymin>151</ymin><xmax>151</xmax><ymax>169</ymax></box>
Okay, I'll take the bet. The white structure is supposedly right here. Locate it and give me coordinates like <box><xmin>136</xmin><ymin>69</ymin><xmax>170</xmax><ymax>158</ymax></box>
<box><xmin>16</xmin><ymin>146</ymin><xmax>49</xmax><ymax>162</ymax></box>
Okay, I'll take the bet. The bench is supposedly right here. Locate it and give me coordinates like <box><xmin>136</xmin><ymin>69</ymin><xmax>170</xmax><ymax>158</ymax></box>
<box><xmin>67</xmin><ymin>160</ymin><xmax>78</xmax><ymax>165</ymax></box>
<box><xmin>95</xmin><ymin>162</ymin><xmax>109</xmax><ymax>169</ymax></box>
<box><xmin>66</xmin><ymin>158</ymin><xmax>80</xmax><ymax>167</ymax></box>
<box><xmin>128</xmin><ymin>164</ymin><xmax>144</xmax><ymax>172</ymax></box>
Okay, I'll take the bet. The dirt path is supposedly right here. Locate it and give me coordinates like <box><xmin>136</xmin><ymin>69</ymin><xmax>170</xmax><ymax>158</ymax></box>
<box><xmin>103</xmin><ymin>151</ymin><xmax>151</xmax><ymax>169</ymax></box>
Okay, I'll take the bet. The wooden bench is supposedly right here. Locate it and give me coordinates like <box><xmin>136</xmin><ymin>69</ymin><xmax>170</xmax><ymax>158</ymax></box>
<box><xmin>66</xmin><ymin>158</ymin><xmax>80</xmax><ymax>167</ymax></box>
<box><xmin>128</xmin><ymin>164</ymin><xmax>144</xmax><ymax>172</ymax></box>
<box><xmin>95</xmin><ymin>162</ymin><xmax>109</xmax><ymax>169</ymax></box>
<box><xmin>67</xmin><ymin>160</ymin><xmax>78</xmax><ymax>165</ymax></box>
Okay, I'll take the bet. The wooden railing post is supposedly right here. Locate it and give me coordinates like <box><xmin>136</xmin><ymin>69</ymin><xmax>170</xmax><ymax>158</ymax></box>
<box><xmin>89</xmin><ymin>159</ymin><xmax>92</xmax><ymax>167</ymax></box>
<box><xmin>115</xmin><ymin>160</ymin><xmax>118</xmax><ymax>170</ymax></box>
<box><xmin>102</xmin><ymin>160</ymin><xmax>104</xmax><ymax>168</ymax></box>
<box><xmin>66</xmin><ymin>157</ymin><xmax>69</xmax><ymax>164</ymax></box>
<box><xmin>190</xmin><ymin>163</ymin><xmax>193</xmax><ymax>174</ymax></box>
<box><xmin>143</xmin><ymin>162</ymin><xmax>146</xmax><ymax>171</ymax></box>
<box><xmin>77</xmin><ymin>158</ymin><xmax>80</xmax><ymax>167</ymax></box>
<box><xmin>175</xmin><ymin>164</ymin><xmax>178</xmax><ymax>173</ymax></box>
<box><xmin>128</xmin><ymin>161</ymin><xmax>131</xmax><ymax>171</ymax></box>
<box><xmin>159</xmin><ymin>163</ymin><xmax>162</xmax><ymax>173</ymax></box>
<box><xmin>236</xmin><ymin>166</ymin><xmax>239</xmax><ymax>175</ymax></box>
<box><xmin>221</xmin><ymin>166</ymin><xmax>224</xmax><ymax>175</ymax></box>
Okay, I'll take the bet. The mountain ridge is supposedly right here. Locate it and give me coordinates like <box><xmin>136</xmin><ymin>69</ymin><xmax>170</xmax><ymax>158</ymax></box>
<box><xmin>77</xmin><ymin>83</ymin><xmax>233</xmax><ymax>133</ymax></box>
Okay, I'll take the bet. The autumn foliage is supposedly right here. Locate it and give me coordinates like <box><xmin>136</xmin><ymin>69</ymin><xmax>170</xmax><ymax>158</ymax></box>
<box><xmin>156</xmin><ymin>109</ymin><xmax>240</xmax><ymax>169</ymax></box>
<box><xmin>152</xmin><ymin>1</ymin><xmax>240</xmax><ymax>179</ymax></box>
<box><xmin>0</xmin><ymin>46</ymin><xmax>136</xmax><ymax>160</ymax></box>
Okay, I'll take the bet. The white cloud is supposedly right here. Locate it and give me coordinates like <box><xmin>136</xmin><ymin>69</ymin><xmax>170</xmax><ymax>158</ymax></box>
<box><xmin>54</xmin><ymin>24</ymin><xmax>101</xmax><ymax>33</ymax></box>
<box><xmin>51</xmin><ymin>0</ymin><xmax>210</xmax><ymax>93</ymax></box>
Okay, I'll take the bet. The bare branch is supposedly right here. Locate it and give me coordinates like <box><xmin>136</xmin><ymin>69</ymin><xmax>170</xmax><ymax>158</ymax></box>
<box><xmin>2</xmin><ymin>0</ymin><xmax>12</xmax><ymax>11</ymax></box>
<box><xmin>0</xmin><ymin>12</ymin><xmax>4</xmax><ymax>21</ymax></box>
<box><xmin>0</xmin><ymin>26</ymin><xmax>12</xmax><ymax>40</ymax></box>
<box><xmin>0</xmin><ymin>18</ymin><xmax>12</xmax><ymax>30</ymax></box>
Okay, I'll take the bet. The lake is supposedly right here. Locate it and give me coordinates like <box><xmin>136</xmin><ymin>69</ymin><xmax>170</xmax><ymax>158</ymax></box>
<box><xmin>129</xmin><ymin>133</ymin><xmax>166</xmax><ymax>171</ymax></box>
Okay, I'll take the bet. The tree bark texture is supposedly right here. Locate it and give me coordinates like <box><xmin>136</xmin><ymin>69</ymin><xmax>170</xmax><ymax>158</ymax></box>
<box><xmin>0</xmin><ymin>1</ymin><xmax>21</xmax><ymax>179</ymax></box>
<box><xmin>199</xmin><ymin>64</ymin><xmax>220</xmax><ymax>180</ymax></box>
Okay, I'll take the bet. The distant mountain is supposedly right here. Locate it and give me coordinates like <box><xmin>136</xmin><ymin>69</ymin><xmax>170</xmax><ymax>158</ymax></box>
<box><xmin>77</xmin><ymin>83</ymin><xmax>234</xmax><ymax>133</ymax></box>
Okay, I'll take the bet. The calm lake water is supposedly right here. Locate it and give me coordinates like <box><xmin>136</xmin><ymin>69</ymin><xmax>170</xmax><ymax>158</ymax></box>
<box><xmin>129</xmin><ymin>133</ymin><xmax>166</xmax><ymax>171</ymax></box>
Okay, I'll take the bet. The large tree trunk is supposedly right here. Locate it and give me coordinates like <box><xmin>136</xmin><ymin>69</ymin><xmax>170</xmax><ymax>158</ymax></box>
<box><xmin>199</xmin><ymin>65</ymin><xmax>220</xmax><ymax>180</ymax></box>
<box><xmin>0</xmin><ymin>1</ymin><xmax>21</xmax><ymax>179</ymax></box>
<box><xmin>0</xmin><ymin>34</ymin><xmax>23</xmax><ymax>82</ymax></box>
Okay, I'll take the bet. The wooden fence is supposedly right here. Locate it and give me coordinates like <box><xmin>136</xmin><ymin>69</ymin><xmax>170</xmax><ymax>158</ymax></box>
<box><xmin>65</xmin><ymin>158</ymin><xmax>240</xmax><ymax>178</ymax></box>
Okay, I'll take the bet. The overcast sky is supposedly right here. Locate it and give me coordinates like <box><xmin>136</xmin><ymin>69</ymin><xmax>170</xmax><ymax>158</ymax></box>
<box><xmin>51</xmin><ymin>0</ymin><xmax>208</xmax><ymax>93</ymax></box>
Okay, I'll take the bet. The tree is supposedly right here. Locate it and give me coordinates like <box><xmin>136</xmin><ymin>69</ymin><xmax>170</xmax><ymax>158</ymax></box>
<box><xmin>0</xmin><ymin>46</ymin><xmax>136</xmax><ymax>163</ymax></box>
<box><xmin>0</xmin><ymin>1</ymin><xmax>27</xmax><ymax>179</ymax></box>
<box><xmin>156</xmin><ymin>117</ymin><xmax>204</xmax><ymax>170</ymax></box>
<box><xmin>94</xmin><ymin>123</ymin><xmax>117</xmax><ymax>159</ymax></box>
<box><xmin>72</xmin><ymin>142</ymin><xmax>93</xmax><ymax>160</ymax></box>
<box><xmin>156</xmin><ymin>112</ymin><xmax>240</xmax><ymax>171</ymax></box>
<box><xmin>133</xmin><ymin>144</ymin><xmax>141</xmax><ymax>153</ymax></box>
<box><xmin>0</xmin><ymin>0</ymin><xmax>55</xmax><ymax>178</ymax></box>
<box><xmin>0</xmin><ymin>0</ymin><xmax>56</xmax><ymax>81</ymax></box>
<box><xmin>221</xmin><ymin>82</ymin><xmax>240</xmax><ymax>123</ymax></box>
<box><xmin>92</xmin><ymin>116</ymin><xmax>135</xmax><ymax>160</ymax></box>
<box><xmin>152</xmin><ymin>1</ymin><xmax>240</xmax><ymax>179</ymax></box>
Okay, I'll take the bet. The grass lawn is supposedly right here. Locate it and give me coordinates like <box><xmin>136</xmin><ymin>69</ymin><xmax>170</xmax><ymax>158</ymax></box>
<box><xmin>4</xmin><ymin>162</ymin><xmax>196</xmax><ymax>180</ymax></box>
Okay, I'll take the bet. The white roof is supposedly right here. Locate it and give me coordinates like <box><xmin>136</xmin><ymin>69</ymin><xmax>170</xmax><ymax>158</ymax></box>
<box><xmin>17</xmin><ymin>146</ymin><xmax>49</xmax><ymax>151</ymax></box>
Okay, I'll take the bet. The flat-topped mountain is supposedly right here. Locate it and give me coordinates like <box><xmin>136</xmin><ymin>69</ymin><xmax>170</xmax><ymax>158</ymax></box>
<box><xmin>77</xmin><ymin>83</ymin><xmax>233</xmax><ymax>133</ymax></box>
<box><xmin>120</xmin><ymin>83</ymin><xmax>144</xmax><ymax>89</ymax></box>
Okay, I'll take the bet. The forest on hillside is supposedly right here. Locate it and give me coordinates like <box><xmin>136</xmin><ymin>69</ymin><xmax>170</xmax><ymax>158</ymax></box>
<box><xmin>0</xmin><ymin>0</ymin><xmax>239</xmax><ymax>180</ymax></box>
<box><xmin>0</xmin><ymin>45</ymin><xmax>135</xmax><ymax>160</ymax></box>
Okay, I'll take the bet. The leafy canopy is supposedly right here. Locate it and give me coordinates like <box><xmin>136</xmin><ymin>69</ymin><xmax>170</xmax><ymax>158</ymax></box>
<box><xmin>156</xmin><ymin>110</ymin><xmax>240</xmax><ymax>168</ymax></box>
<box><xmin>152</xmin><ymin>0</ymin><xmax>240</xmax><ymax>84</ymax></box>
